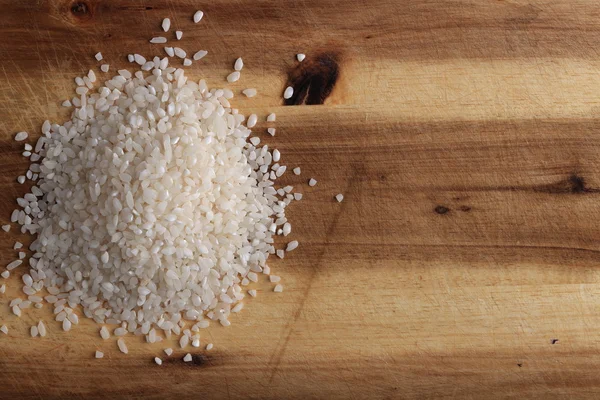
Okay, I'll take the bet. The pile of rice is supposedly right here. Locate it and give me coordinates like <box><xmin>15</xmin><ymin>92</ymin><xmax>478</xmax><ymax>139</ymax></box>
<box><xmin>6</xmin><ymin>9</ymin><xmax>304</xmax><ymax>349</ymax></box>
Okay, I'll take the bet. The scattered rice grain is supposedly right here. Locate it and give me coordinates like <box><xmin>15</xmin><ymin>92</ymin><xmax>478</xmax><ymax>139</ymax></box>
<box><xmin>234</xmin><ymin>57</ymin><xmax>243</xmax><ymax>71</ymax></box>
<box><xmin>15</xmin><ymin>132</ymin><xmax>28</xmax><ymax>141</ymax></box>
<box><xmin>193</xmin><ymin>50</ymin><xmax>208</xmax><ymax>60</ymax></box>
<box><xmin>117</xmin><ymin>338</ymin><xmax>128</xmax><ymax>354</ymax></box>
<box><xmin>283</xmin><ymin>86</ymin><xmax>294</xmax><ymax>99</ymax></box>
<box><xmin>162</xmin><ymin>18</ymin><xmax>171</xmax><ymax>32</ymax></box>
<box><xmin>227</xmin><ymin>71</ymin><xmax>240</xmax><ymax>83</ymax></box>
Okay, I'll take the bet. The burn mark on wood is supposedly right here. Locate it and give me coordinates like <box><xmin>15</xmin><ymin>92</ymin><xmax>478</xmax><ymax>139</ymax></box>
<box><xmin>284</xmin><ymin>52</ymin><xmax>339</xmax><ymax>105</ymax></box>
<box><xmin>459</xmin><ymin>205</ymin><xmax>471</xmax><ymax>212</ymax></box>
<box><xmin>170</xmin><ymin>353</ymin><xmax>213</xmax><ymax>367</ymax></box>
<box><xmin>568</xmin><ymin>175</ymin><xmax>586</xmax><ymax>193</ymax></box>
<box><xmin>535</xmin><ymin>174</ymin><xmax>597</xmax><ymax>194</ymax></box>
<box><xmin>551</xmin><ymin>338</ymin><xmax>559</xmax><ymax>344</ymax></box>
<box><xmin>434</xmin><ymin>205</ymin><xmax>450</xmax><ymax>215</ymax></box>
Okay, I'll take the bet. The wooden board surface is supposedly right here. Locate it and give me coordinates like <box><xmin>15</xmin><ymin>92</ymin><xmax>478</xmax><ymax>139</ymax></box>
<box><xmin>2</xmin><ymin>0</ymin><xmax>600</xmax><ymax>398</ymax></box>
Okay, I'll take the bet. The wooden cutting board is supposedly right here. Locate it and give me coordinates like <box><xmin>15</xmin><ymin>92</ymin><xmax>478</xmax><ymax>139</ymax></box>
<box><xmin>2</xmin><ymin>0</ymin><xmax>600</xmax><ymax>398</ymax></box>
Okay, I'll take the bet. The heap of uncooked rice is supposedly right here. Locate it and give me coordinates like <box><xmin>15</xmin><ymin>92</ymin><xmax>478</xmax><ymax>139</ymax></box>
<box><xmin>13</xmin><ymin>56</ymin><xmax>291</xmax><ymax>336</ymax></box>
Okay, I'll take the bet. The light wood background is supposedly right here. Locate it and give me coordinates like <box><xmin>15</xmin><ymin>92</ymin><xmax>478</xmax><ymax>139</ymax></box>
<box><xmin>2</xmin><ymin>0</ymin><xmax>600</xmax><ymax>398</ymax></box>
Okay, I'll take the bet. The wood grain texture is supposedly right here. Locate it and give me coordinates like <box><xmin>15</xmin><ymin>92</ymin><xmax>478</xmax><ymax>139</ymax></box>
<box><xmin>2</xmin><ymin>0</ymin><xmax>600</xmax><ymax>398</ymax></box>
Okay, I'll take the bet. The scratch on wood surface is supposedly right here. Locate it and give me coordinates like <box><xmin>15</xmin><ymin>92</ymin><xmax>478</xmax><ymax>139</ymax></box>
<box><xmin>42</xmin><ymin>343</ymin><xmax>66</xmax><ymax>355</ymax></box>
<box><xmin>267</xmin><ymin>163</ymin><xmax>358</xmax><ymax>384</ymax></box>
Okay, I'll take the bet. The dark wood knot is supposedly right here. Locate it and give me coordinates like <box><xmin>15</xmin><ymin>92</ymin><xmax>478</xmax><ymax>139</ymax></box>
<box><xmin>284</xmin><ymin>52</ymin><xmax>340</xmax><ymax>105</ymax></box>
<box><xmin>71</xmin><ymin>1</ymin><xmax>89</xmax><ymax>15</ymax></box>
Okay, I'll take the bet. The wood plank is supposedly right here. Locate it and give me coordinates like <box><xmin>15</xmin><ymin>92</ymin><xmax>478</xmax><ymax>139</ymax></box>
<box><xmin>1</xmin><ymin>0</ymin><xmax>600</xmax><ymax>399</ymax></box>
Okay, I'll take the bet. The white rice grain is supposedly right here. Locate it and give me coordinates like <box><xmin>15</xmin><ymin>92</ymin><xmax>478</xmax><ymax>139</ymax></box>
<box><xmin>95</xmin><ymin>351</ymin><xmax>104</xmax><ymax>359</ymax></box>
<box><xmin>30</xmin><ymin>326</ymin><xmax>38</xmax><ymax>337</ymax></box>
<box><xmin>7</xmin><ymin>260</ymin><xmax>22</xmax><ymax>270</ymax></box>
<box><xmin>242</xmin><ymin>88</ymin><xmax>257</xmax><ymax>97</ymax></box>
<box><xmin>193</xmin><ymin>10</ymin><xmax>204</xmax><ymax>23</ymax></box>
<box><xmin>309</xmin><ymin>178</ymin><xmax>317</xmax><ymax>187</ymax></box>
<box><xmin>286</xmin><ymin>241</ymin><xmax>298</xmax><ymax>251</ymax></box>
<box><xmin>192</xmin><ymin>336</ymin><xmax>200</xmax><ymax>347</ymax></box>
<box><xmin>206</xmin><ymin>343</ymin><xmax>213</xmax><ymax>350</ymax></box>
<box><xmin>267</xmin><ymin>128</ymin><xmax>276</xmax><ymax>136</ymax></box>
<box><xmin>1</xmin><ymin>225</ymin><xmax>10</xmax><ymax>232</ymax></box>
<box><xmin>227</xmin><ymin>71</ymin><xmax>240</xmax><ymax>83</ymax></box>
<box><xmin>100</xmin><ymin>326</ymin><xmax>110</xmax><ymax>340</ymax></box>
<box><xmin>150</xmin><ymin>36</ymin><xmax>168</xmax><ymax>44</ymax></box>
<box><xmin>94</xmin><ymin>52</ymin><xmax>103</xmax><ymax>61</ymax></box>
<box><xmin>15</xmin><ymin>132</ymin><xmax>28</xmax><ymax>141</ymax></box>
<box><xmin>38</xmin><ymin>321</ymin><xmax>47</xmax><ymax>337</ymax></box>
<box><xmin>162</xmin><ymin>18</ymin><xmax>171</xmax><ymax>32</ymax></box>
<box><xmin>193</xmin><ymin>50</ymin><xmax>208</xmax><ymax>60</ymax></box>
<box><xmin>274</xmin><ymin>284</ymin><xmax>283</xmax><ymax>293</ymax></box>
<box><xmin>164</xmin><ymin>348</ymin><xmax>173</xmax><ymax>356</ymax></box>
<box><xmin>117</xmin><ymin>338</ymin><xmax>128</xmax><ymax>354</ymax></box>
<box><xmin>155</xmin><ymin>357</ymin><xmax>163</xmax><ymax>365</ymax></box>
<box><xmin>297</xmin><ymin>53</ymin><xmax>306</xmax><ymax>62</ymax></box>
<box><xmin>100</xmin><ymin>64</ymin><xmax>109</xmax><ymax>73</ymax></box>
<box><xmin>133</xmin><ymin>54</ymin><xmax>146</xmax><ymax>65</ymax></box>
<box><xmin>335</xmin><ymin>194</ymin><xmax>344</xmax><ymax>202</ymax></box>
<box><xmin>183</xmin><ymin>353</ymin><xmax>192</xmax><ymax>362</ymax></box>
<box><xmin>173</xmin><ymin>47</ymin><xmax>186</xmax><ymax>58</ymax></box>
<box><xmin>234</xmin><ymin>57</ymin><xmax>243</xmax><ymax>71</ymax></box>
<box><xmin>165</xmin><ymin>47</ymin><xmax>175</xmax><ymax>57</ymax></box>
<box><xmin>247</xmin><ymin>114</ymin><xmax>258</xmax><ymax>128</ymax></box>
<box><xmin>175</xmin><ymin>31</ymin><xmax>183</xmax><ymax>40</ymax></box>
<box><xmin>283</xmin><ymin>86</ymin><xmax>294</xmax><ymax>99</ymax></box>
<box><xmin>179</xmin><ymin>334</ymin><xmax>189</xmax><ymax>348</ymax></box>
